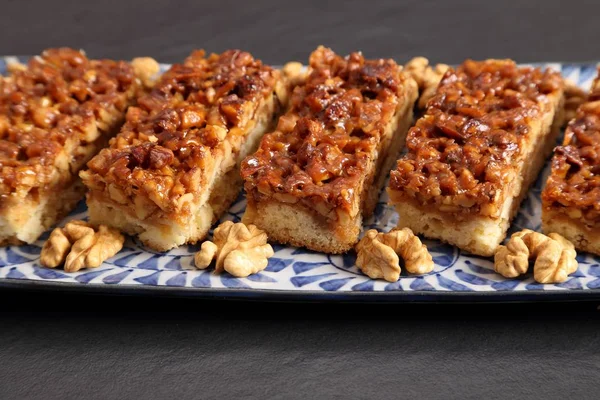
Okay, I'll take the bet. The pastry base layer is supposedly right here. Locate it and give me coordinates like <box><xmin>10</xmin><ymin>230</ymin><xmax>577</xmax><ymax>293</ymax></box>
<box><xmin>542</xmin><ymin>211</ymin><xmax>600</xmax><ymax>255</ymax></box>
<box><xmin>0</xmin><ymin>179</ymin><xmax>86</xmax><ymax>246</ymax></box>
<box><xmin>392</xmin><ymin>97</ymin><xmax>564</xmax><ymax>257</ymax></box>
<box><xmin>87</xmin><ymin>98</ymin><xmax>276</xmax><ymax>252</ymax></box>
<box><xmin>243</xmin><ymin>100</ymin><xmax>415</xmax><ymax>254</ymax></box>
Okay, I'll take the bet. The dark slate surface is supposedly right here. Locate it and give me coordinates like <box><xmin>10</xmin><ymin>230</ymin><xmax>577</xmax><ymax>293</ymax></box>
<box><xmin>1</xmin><ymin>0</ymin><xmax>600</xmax><ymax>398</ymax></box>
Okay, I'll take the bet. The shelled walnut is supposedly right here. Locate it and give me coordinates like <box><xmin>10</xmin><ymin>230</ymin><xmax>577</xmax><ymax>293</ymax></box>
<box><xmin>194</xmin><ymin>221</ymin><xmax>274</xmax><ymax>278</ymax></box>
<box><xmin>355</xmin><ymin>228</ymin><xmax>434</xmax><ymax>282</ymax></box>
<box><xmin>40</xmin><ymin>220</ymin><xmax>124</xmax><ymax>272</ymax></box>
<box><xmin>494</xmin><ymin>229</ymin><xmax>578</xmax><ymax>284</ymax></box>
<box><xmin>403</xmin><ymin>57</ymin><xmax>450</xmax><ymax>109</ymax></box>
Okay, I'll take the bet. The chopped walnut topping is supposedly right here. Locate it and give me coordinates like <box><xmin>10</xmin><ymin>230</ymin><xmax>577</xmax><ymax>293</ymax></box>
<box><xmin>389</xmin><ymin>59</ymin><xmax>564</xmax><ymax>218</ymax></box>
<box><xmin>494</xmin><ymin>229</ymin><xmax>578</xmax><ymax>284</ymax></box>
<box><xmin>81</xmin><ymin>50</ymin><xmax>280</xmax><ymax>218</ymax></box>
<box><xmin>355</xmin><ymin>228</ymin><xmax>434</xmax><ymax>282</ymax></box>
<box><xmin>40</xmin><ymin>220</ymin><xmax>125</xmax><ymax>272</ymax></box>
<box><xmin>0</xmin><ymin>48</ymin><xmax>145</xmax><ymax>199</ymax></box>
<box><xmin>193</xmin><ymin>221</ymin><xmax>274</xmax><ymax>277</ymax></box>
<box><xmin>242</xmin><ymin>46</ymin><xmax>410</xmax><ymax>215</ymax></box>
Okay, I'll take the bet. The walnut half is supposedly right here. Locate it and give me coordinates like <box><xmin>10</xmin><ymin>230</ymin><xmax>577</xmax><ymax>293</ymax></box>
<box><xmin>194</xmin><ymin>221</ymin><xmax>274</xmax><ymax>278</ymax></box>
<box><xmin>355</xmin><ymin>228</ymin><xmax>434</xmax><ymax>282</ymax></box>
<box><xmin>40</xmin><ymin>220</ymin><xmax>125</xmax><ymax>272</ymax></box>
<box><xmin>494</xmin><ymin>229</ymin><xmax>578</xmax><ymax>284</ymax></box>
<box><xmin>403</xmin><ymin>57</ymin><xmax>450</xmax><ymax>109</ymax></box>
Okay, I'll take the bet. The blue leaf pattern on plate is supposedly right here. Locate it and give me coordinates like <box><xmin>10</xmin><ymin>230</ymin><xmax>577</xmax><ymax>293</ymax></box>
<box><xmin>491</xmin><ymin>279</ymin><xmax>521</xmax><ymax>291</ymax></box>
<box><xmin>191</xmin><ymin>272</ymin><xmax>212</xmax><ymax>288</ymax></box>
<box><xmin>291</xmin><ymin>273</ymin><xmax>336</xmax><ymax>288</ymax></box>
<box><xmin>6</xmin><ymin>267</ymin><xmax>26</xmax><ymax>279</ymax></box>
<box><xmin>384</xmin><ymin>281</ymin><xmax>403</xmax><ymax>291</ymax></box>
<box><xmin>164</xmin><ymin>257</ymin><xmax>184</xmax><ymax>271</ymax></box>
<box><xmin>32</xmin><ymin>266</ymin><xmax>70</xmax><ymax>280</ymax></box>
<box><xmin>135</xmin><ymin>272</ymin><xmax>161</xmax><ymax>285</ymax></box>
<box><xmin>410</xmin><ymin>278</ymin><xmax>435</xmax><ymax>291</ymax></box>
<box><xmin>437</xmin><ymin>275</ymin><xmax>473</xmax><ymax>291</ymax></box>
<box><xmin>293</xmin><ymin>262</ymin><xmax>328</xmax><ymax>275</ymax></box>
<box><xmin>165</xmin><ymin>272</ymin><xmax>187</xmax><ymax>287</ymax></box>
<box><xmin>352</xmin><ymin>280</ymin><xmax>375</xmax><ymax>291</ymax></box>
<box><xmin>137</xmin><ymin>255</ymin><xmax>161</xmax><ymax>270</ymax></box>
<box><xmin>265</xmin><ymin>258</ymin><xmax>293</xmax><ymax>273</ymax></box>
<box><xmin>0</xmin><ymin>60</ymin><xmax>597</xmax><ymax>299</ymax></box>
<box><xmin>455</xmin><ymin>271</ymin><xmax>496</xmax><ymax>286</ymax></box>
<box><xmin>103</xmin><ymin>270</ymin><xmax>132</xmax><ymax>285</ymax></box>
<box><xmin>246</xmin><ymin>273</ymin><xmax>277</xmax><ymax>283</ymax></box>
<box><xmin>556</xmin><ymin>278</ymin><xmax>583</xmax><ymax>290</ymax></box>
<box><xmin>319</xmin><ymin>277</ymin><xmax>354</xmax><ymax>291</ymax></box>
<box><xmin>221</xmin><ymin>275</ymin><xmax>250</xmax><ymax>289</ymax></box>
<box><xmin>75</xmin><ymin>269</ymin><xmax>107</xmax><ymax>284</ymax></box>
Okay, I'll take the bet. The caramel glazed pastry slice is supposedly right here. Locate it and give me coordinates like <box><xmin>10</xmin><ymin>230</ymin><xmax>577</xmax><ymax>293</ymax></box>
<box><xmin>388</xmin><ymin>59</ymin><xmax>565</xmax><ymax>257</ymax></box>
<box><xmin>0</xmin><ymin>48</ymin><xmax>158</xmax><ymax>246</ymax></box>
<box><xmin>241</xmin><ymin>46</ymin><xmax>419</xmax><ymax>254</ymax></box>
<box><xmin>80</xmin><ymin>50</ymin><xmax>293</xmax><ymax>251</ymax></box>
<box><xmin>542</xmin><ymin>68</ymin><xmax>600</xmax><ymax>255</ymax></box>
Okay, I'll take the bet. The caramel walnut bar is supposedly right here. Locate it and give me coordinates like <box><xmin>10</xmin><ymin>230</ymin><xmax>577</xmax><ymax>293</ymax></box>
<box><xmin>241</xmin><ymin>46</ymin><xmax>419</xmax><ymax>254</ymax></box>
<box><xmin>388</xmin><ymin>59</ymin><xmax>565</xmax><ymax>257</ymax></box>
<box><xmin>0</xmin><ymin>48</ymin><xmax>157</xmax><ymax>245</ymax></box>
<box><xmin>542</xmin><ymin>68</ymin><xmax>600</xmax><ymax>255</ymax></box>
<box><xmin>81</xmin><ymin>50</ymin><xmax>289</xmax><ymax>251</ymax></box>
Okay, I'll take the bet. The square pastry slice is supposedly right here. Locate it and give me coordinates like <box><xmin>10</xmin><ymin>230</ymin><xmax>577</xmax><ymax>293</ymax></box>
<box><xmin>80</xmin><ymin>50</ymin><xmax>288</xmax><ymax>251</ymax></box>
<box><xmin>0</xmin><ymin>48</ymin><xmax>157</xmax><ymax>245</ymax></box>
<box><xmin>542</xmin><ymin>69</ymin><xmax>600</xmax><ymax>255</ymax></box>
<box><xmin>241</xmin><ymin>46</ymin><xmax>419</xmax><ymax>254</ymax></box>
<box><xmin>388</xmin><ymin>59</ymin><xmax>565</xmax><ymax>257</ymax></box>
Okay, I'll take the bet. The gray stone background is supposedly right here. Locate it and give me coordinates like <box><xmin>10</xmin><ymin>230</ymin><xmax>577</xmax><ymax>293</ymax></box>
<box><xmin>0</xmin><ymin>0</ymin><xmax>599</xmax><ymax>399</ymax></box>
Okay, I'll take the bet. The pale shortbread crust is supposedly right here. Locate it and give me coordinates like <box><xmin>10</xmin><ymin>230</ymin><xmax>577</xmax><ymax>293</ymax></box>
<box><xmin>542</xmin><ymin>209</ymin><xmax>600</xmax><ymax>256</ymax></box>
<box><xmin>0</xmin><ymin>180</ymin><xmax>86</xmax><ymax>246</ymax></box>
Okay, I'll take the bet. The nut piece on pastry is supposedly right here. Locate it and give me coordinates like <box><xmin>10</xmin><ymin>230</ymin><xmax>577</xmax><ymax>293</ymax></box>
<box><xmin>40</xmin><ymin>220</ymin><xmax>125</xmax><ymax>272</ymax></box>
<box><xmin>403</xmin><ymin>57</ymin><xmax>450</xmax><ymax>109</ymax></box>
<box><xmin>355</xmin><ymin>228</ymin><xmax>434</xmax><ymax>282</ymax></box>
<box><xmin>275</xmin><ymin>61</ymin><xmax>307</xmax><ymax>107</ymax></box>
<box><xmin>6</xmin><ymin>60</ymin><xmax>27</xmax><ymax>73</ymax></box>
<box><xmin>494</xmin><ymin>229</ymin><xmax>578</xmax><ymax>284</ymax></box>
<box><xmin>193</xmin><ymin>221</ymin><xmax>274</xmax><ymax>278</ymax></box>
<box><xmin>131</xmin><ymin>57</ymin><xmax>161</xmax><ymax>88</ymax></box>
<box><xmin>563</xmin><ymin>79</ymin><xmax>587</xmax><ymax>123</ymax></box>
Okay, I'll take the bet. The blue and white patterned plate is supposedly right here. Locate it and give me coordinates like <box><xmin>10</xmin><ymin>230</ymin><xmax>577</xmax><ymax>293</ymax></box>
<box><xmin>1</xmin><ymin>58</ymin><xmax>599</xmax><ymax>302</ymax></box>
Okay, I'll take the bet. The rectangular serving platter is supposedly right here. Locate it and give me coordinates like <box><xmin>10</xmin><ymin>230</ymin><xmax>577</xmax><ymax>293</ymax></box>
<box><xmin>1</xmin><ymin>57</ymin><xmax>599</xmax><ymax>302</ymax></box>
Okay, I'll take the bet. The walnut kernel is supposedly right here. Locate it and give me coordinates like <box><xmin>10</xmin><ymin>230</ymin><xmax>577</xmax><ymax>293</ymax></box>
<box><xmin>494</xmin><ymin>229</ymin><xmax>578</xmax><ymax>284</ymax></box>
<box><xmin>40</xmin><ymin>220</ymin><xmax>125</xmax><ymax>272</ymax></box>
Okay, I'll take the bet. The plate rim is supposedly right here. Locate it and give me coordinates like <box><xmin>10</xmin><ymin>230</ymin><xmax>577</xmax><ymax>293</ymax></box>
<box><xmin>1</xmin><ymin>58</ymin><xmax>599</xmax><ymax>302</ymax></box>
<box><xmin>2</xmin><ymin>277</ymin><xmax>599</xmax><ymax>303</ymax></box>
